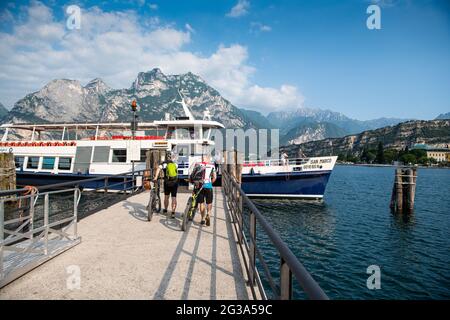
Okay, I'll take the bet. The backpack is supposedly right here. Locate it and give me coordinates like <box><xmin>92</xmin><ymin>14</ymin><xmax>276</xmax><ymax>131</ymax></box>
<box><xmin>189</xmin><ymin>163</ymin><xmax>205</xmax><ymax>183</ymax></box>
<box><xmin>165</xmin><ymin>162</ymin><xmax>178</xmax><ymax>181</ymax></box>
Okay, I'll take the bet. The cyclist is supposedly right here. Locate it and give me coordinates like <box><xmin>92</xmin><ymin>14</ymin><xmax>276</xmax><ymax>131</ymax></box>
<box><xmin>154</xmin><ymin>152</ymin><xmax>178</xmax><ymax>218</ymax></box>
<box><xmin>189</xmin><ymin>154</ymin><xmax>216</xmax><ymax>226</ymax></box>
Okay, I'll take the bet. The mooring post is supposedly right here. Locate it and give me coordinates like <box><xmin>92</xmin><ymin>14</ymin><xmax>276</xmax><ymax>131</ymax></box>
<box><xmin>395</xmin><ymin>168</ymin><xmax>403</xmax><ymax>213</ymax></box>
<box><xmin>391</xmin><ymin>167</ymin><xmax>418</xmax><ymax>214</ymax></box>
<box><xmin>405</xmin><ymin>168</ymin><xmax>417</xmax><ymax>213</ymax></box>
<box><xmin>411</xmin><ymin>167</ymin><xmax>417</xmax><ymax>210</ymax></box>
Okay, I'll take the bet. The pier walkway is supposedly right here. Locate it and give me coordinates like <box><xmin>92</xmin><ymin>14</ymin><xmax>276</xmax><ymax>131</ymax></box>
<box><xmin>0</xmin><ymin>188</ymin><xmax>250</xmax><ymax>299</ymax></box>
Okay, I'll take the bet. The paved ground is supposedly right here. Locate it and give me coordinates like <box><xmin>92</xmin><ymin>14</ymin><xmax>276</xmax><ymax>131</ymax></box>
<box><xmin>0</xmin><ymin>187</ymin><xmax>249</xmax><ymax>300</ymax></box>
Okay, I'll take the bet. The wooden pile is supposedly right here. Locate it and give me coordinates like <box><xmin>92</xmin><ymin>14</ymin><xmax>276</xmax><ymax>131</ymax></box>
<box><xmin>390</xmin><ymin>167</ymin><xmax>417</xmax><ymax>214</ymax></box>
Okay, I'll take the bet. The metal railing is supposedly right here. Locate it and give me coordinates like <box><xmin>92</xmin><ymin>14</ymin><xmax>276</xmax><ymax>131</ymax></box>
<box><xmin>0</xmin><ymin>188</ymin><xmax>81</xmax><ymax>287</ymax></box>
<box><xmin>221</xmin><ymin>168</ymin><xmax>328</xmax><ymax>300</ymax></box>
<box><xmin>0</xmin><ymin>168</ymin><xmax>152</xmax><ymax>287</ymax></box>
<box><xmin>0</xmin><ymin>169</ymin><xmax>150</xmax><ymax>218</ymax></box>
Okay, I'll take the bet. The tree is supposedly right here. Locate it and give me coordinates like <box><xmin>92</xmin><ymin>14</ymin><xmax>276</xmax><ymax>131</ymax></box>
<box><xmin>417</xmin><ymin>156</ymin><xmax>429</xmax><ymax>165</ymax></box>
<box><xmin>338</xmin><ymin>153</ymin><xmax>347</xmax><ymax>161</ymax></box>
<box><xmin>384</xmin><ymin>149</ymin><xmax>398</xmax><ymax>164</ymax></box>
<box><xmin>360</xmin><ymin>146</ymin><xmax>369</xmax><ymax>163</ymax></box>
<box><xmin>400</xmin><ymin>153</ymin><xmax>416</xmax><ymax>165</ymax></box>
<box><xmin>376</xmin><ymin>141</ymin><xmax>385</xmax><ymax>164</ymax></box>
<box><xmin>367</xmin><ymin>151</ymin><xmax>376</xmax><ymax>163</ymax></box>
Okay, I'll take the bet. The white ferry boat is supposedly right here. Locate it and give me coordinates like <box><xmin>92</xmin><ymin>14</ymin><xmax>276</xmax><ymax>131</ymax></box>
<box><xmin>0</xmin><ymin>100</ymin><xmax>337</xmax><ymax>199</ymax></box>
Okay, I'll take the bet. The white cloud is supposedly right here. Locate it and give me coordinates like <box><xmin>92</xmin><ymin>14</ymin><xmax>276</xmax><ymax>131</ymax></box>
<box><xmin>148</xmin><ymin>3</ymin><xmax>158</xmax><ymax>10</ymax></box>
<box><xmin>250</xmin><ymin>22</ymin><xmax>272</xmax><ymax>33</ymax></box>
<box><xmin>185</xmin><ymin>23</ymin><xmax>195</xmax><ymax>33</ymax></box>
<box><xmin>0</xmin><ymin>2</ymin><xmax>303</xmax><ymax>113</ymax></box>
<box><xmin>226</xmin><ymin>0</ymin><xmax>250</xmax><ymax>18</ymax></box>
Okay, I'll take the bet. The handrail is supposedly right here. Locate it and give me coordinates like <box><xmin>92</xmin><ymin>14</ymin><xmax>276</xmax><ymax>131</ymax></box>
<box><xmin>221</xmin><ymin>168</ymin><xmax>328</xmax><ymax>300</ymax></box>
<box><xmin>0</xmin><ymin>169</ymin><xmax>148</xmax><ymax>197</ymax></box>
<box><xmin>1</xmin><ymin>188</ymin><xmax>81</xmax><ymax>286</ymax></box>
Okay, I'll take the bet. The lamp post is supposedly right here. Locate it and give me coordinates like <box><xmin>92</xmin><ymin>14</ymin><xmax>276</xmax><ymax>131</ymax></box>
<box><xmin>131</xmin><ymin>100</ymin><xmax>138</xmax><ymax>188</ymax></box>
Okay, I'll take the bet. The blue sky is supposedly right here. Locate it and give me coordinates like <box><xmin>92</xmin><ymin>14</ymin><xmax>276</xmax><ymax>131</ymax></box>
<box><xmin>0</xmin><ymin>0</ymin><xmax>449</xmax><ymax>120</ymax></box>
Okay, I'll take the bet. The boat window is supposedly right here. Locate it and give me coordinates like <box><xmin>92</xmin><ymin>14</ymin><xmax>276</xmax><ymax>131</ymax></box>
<box><xmin>42</xmin><ymin>157</ymin><xmax>56</xmax><ymax>170</ymax></box>
<box><xmin>112</xmin><ymin>149</ymin><xmax>127</xmax><ymax>163</ymax></box>
<box><xmin>15</xmin><ymin>156</ymin><xmax>24</xmax><ymax>169</ymax></box>
<box><xmin>93</xmin><ymin>146</ymin><xmax>111</xmax><ymax>162</ymax></box>
<box><xmin>26</xmin><ymin>157</ymin><xmax>39</xmax><ymax>169</ymax></box>
<box><xmin>166</xmin><ymin>127</ymin><xmax>175</xmax><ymax>139</ymax></box>
<box><xmin>140</xmin><ymin>149</ymin><xmax>149</xmax><ymax>162</ymax></box>
<box><xmin>176</xmin><ymin>145</ymin><xmax>189</xmax><ymax>156</ymax></box>
<box><xmin>176</xmin><ymin>128</ymin><xmax>191</xmax><ymax>140</ymax></box>
<box><xmin>58</xmin><ymin>157</ymin><xmax>72</xmax><ymax>170</ymax></box>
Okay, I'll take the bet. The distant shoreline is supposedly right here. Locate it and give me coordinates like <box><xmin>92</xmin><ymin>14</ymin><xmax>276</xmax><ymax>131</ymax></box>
<box><xmin>336</xmin><ymin>163</ymin><xmax>450</xmax><ymax>170</ymax></box>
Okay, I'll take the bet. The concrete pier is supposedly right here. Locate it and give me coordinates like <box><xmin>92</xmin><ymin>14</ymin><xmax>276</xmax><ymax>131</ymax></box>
<box><xmin>0</xmin><ymin>188</ymin><xmax>250</xmax><ymax>299</ymax></box>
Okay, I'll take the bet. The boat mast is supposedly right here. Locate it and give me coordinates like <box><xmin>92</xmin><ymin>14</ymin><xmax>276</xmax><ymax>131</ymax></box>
<box><xmin>176</xmin><ymin>90</ymin><xmax>195</xmax><ymax>120</ymax></box>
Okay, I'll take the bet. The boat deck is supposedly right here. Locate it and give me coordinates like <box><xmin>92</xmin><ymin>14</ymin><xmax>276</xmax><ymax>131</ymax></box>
<box><xmin>0</xmin><ymin>188</ymin><xmax>250</xmax><ymax>299</ymax></box>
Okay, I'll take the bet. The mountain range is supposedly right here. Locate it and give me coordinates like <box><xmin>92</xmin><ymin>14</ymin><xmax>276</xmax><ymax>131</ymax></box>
<box><xmin>0</xmin><ymin>68</ymin><xmax>440</xmax><ymax>145</ymax></box>
<box><xmin>436</xmin><ymin>112</ymin><xmax>450</xmax><ymax>120</ymax></box>
<box><xmin>2</xmin><ymin>69</ymin><xmax>257</xmax><ymax>129</ymax></box>
<box><xmin>281</xmin><ymin>119</ymin><xmax>450</xmax><ymax>158</ymax></box>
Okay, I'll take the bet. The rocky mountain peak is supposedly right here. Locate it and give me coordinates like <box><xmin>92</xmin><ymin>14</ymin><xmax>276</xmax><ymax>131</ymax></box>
<box><xmin>85</xmin><ymin>78</ymin><xmax>111</xmax><ymax>94</ymax></box>
<box><xmin>131</xmin><ymin>68</ymin><xmax>168</xmax><ymax>92</ymax></box>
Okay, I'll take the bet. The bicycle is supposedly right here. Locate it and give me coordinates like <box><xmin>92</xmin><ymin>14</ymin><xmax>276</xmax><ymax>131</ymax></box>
<box><xmin>181</xmin><ymin>182</ymin><xmax>203</xmax><ymax>231</ymax></box>
<box><xmin>147</xmin><ymin>179</ymin><xmax>161</xmax><ymax>221</ymax></box>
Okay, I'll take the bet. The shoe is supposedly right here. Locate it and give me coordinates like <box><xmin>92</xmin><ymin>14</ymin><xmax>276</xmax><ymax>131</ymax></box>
<box><xmin>201</xmin><ymin>220</ymin><xmax>205</xmax><ymax>225</ymax></box>
<box><xmin>163</xmin><ymin>209</ymin><xmax>168</xmax><ymax>214</ymax></box>
<box><xmin>171</xmin><ymin>212</ymin><xmax>175</xmax><ymax>219</ymax></box>
<box><xmin>205</xmin><ymin>215</ymin><xmax>210</xmax><ymax>226</ymax></box>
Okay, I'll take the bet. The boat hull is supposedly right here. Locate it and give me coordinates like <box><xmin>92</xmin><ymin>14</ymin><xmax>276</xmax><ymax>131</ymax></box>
<box><xmin>16</xmin><ymin>169</ymin><xmax>333</xmax><ymax>199</ymax></box>
<box><xmin>240</xmin><ymin>170</ymin><xmax>332</xmax><ymax>199</ymax></box>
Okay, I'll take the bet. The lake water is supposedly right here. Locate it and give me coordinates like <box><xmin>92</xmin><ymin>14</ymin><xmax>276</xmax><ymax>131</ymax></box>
<box><xmin>253</xmin><ymin>165</ymin><xmax>450</xmax><ymax>299</ymax></box>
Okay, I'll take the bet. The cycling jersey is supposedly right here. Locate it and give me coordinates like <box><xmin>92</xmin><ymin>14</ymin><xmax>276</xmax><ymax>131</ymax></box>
<box><xmin>190</xmin><ymin>162</ymin><xmax>216</xmax><ymax>189</ymax></box>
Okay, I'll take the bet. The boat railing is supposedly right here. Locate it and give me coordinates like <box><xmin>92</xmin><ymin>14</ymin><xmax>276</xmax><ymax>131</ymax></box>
<box><xmin>221</xmin><ymin>166</ymin><xmax>328</xmax><ymax>300</ymax></box>
<box><xmin>242</xmin><ymin>157</ymin><xmax>309</xmax><ymax>167</ymax></box>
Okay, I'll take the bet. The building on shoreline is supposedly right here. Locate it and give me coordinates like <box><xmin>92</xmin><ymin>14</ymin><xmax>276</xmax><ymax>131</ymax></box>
<box><xmin>412</xmin><ymin>144</ymin><xmax>450</xmax><ymax>163</ymax></box>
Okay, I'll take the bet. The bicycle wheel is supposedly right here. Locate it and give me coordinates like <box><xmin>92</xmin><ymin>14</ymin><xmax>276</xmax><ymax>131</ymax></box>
<box><xmin>147</xmin><ymin>191</ymin><xmax>154</xmax><ymax>221</ymax></box>
<box><xmin>181</xmin><ymin>197</ymin><xmax>193</xmax><ymax>231</ymax></box>
<box><xmin>153</xmin><ymin>192</ymin><xmax>161</xmax><ymax>213</ymax></box>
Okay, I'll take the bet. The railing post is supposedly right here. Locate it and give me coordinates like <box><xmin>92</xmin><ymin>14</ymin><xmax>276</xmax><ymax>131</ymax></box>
<box><xmin>0</xmin><ymin>200</ymin><xmax>4</xmax><ymax>280</ymax></box>
<box><xmin>73</xmin><ymin>189</ymin><xmax>78</xmax><ymax>238</ymax></box>
<box><xmin>29</xmin><ymin>192</ymin><xmax>35</xmax><ymax>240</ymax></box>
<box><xmin>237</xmin><ymin>184</ymin><xmax>243</xmax><ymax>244</ymax></box>
<box><xmin>248</xmin><ymin>211</ymin><xmax>256</xmax><ymax>287</ymax></box>
<box><xmin>44</xmin><ymin>193</ymin><xmax>49</xmax><ymax>255</ymax></box>
<box><xmin>280</xmin><ymin>258</ymin><xmax>293</xmax><ymax>299</ymax></box>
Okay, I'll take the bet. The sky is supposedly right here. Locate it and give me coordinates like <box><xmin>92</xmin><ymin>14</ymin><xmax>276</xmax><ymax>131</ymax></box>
<box><xmin>0</xmin><ymin>0</ymin><xmax>449</xmax><ymax>120</ymax></box>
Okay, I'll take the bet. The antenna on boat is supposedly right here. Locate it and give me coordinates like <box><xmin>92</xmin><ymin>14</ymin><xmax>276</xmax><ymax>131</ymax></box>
<box><xmin>176</xmin><ymin>89</ymin><xmax>195</xmax><ymax>120</ymax></box>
